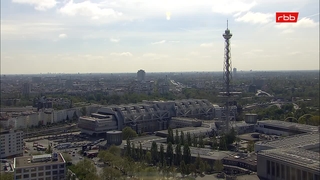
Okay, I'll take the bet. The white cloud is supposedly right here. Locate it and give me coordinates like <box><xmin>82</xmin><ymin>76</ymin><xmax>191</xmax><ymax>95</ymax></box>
<box><xmin>1</xmin><ymin>21</ymin><xmax>66</xmax><ymax>39</ymax></box>
<box><xmin>282</xmin><ymin>29</ymin><xmax>294</xmax><ymax>34</ymax></box>
<box><xmin>151</xmin><ymin>40</ymin><xmax>166</xmax><ymax>45</ymax></box>
<box><xmin>58</xmin><ymin>34</ymin><xmax>67</xmax><ymax>38</ymax></box>
<box><xmin>142</xmin><ymin>53</ymin><xmax>169</xmax><ymax>59</ymax></box>
<box><xmin>243</xmin><ymin>49</ymin><xmax>264</xmax><ymax>56</ymax></box>
<box><xmin>110</xmin><ymin>38</ymin><xmax>120</xmax><ymax>43</ymax></box>
<box><xmin>110</xmin><ymin>52</ymin><xmax>133</xmax><ymax>56</ymax></box>
<box><xmin>235</xmin><ymin>12</ymin><xmax>273</xmax><ymax>24</ymax></box>
<box><xmin>288</xmin><ymin>51</ymin><xmax>302</xmax><ymax>56</ymax></box>
<box><xmin>82</xmin><ymin>54</ymin><xmax>104</xmax><ymax>60</ymax></box>
<box><xmin>211</xmin><ymin>0</ymin><xmax>257</xmax><ymax>15</ymax></box>
<box><xmin>200</xmin><ymin>43</ymin><xmax>214</xmax><ymax>47</ymax></box>
<box><xmin>59</xmin><ymin>0</ymin><xmax>123</xmax><ymax>20</ymax></box>
<box><xmin>275</xmin><ymin>18</ymin><xmax>319</xmax><ymax>29</ymax></box>
<box><xmin>170</xmin><ymin>41</ymin><xmax>180</xmax><ymax>43</ymax></box>
<box><xmin>12</xmin><ymin>0</ymin><xmax>57</xmax><ymax>11</ymax></box>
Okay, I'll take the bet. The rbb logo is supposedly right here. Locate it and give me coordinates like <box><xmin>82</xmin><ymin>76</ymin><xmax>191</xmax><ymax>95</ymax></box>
<box><xmin>276</xmin><ymin>12</ymin><xmax>299</xmax><ymax>23</ymax></box>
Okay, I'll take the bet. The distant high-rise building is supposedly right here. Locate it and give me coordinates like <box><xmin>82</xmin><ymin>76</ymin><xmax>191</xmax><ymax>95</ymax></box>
<box><xmin>233</xmin><ymin>68</ymin><xmax>237</xmax><ymax>78</ymax></box>
<box><xmin>137</xmin><ymin>69</ymin><xmax>146</xmax><ymax>82</ymax></box>
<box><xmin>22</xmin><ymin>83</ymin><xmax>31</xmax><ymax>98</ymax></box>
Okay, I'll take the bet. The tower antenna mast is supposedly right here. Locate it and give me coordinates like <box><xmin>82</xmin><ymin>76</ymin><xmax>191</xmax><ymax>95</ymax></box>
<box><xmin>222</xmin><ymin>20</ymin><xmax>233</xmax><ymax>133</ymax></box>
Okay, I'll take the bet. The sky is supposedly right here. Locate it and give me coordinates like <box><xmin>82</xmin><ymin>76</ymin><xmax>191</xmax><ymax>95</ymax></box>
<box><xmin>1</xmin><ymin>0</ymin><xmax>319</xmax><ymax>74</ymax></box>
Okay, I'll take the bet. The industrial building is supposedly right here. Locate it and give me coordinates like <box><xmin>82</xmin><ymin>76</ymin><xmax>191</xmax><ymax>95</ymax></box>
<box><xmin>170</xmin><ymin>117</ymin><xmax>202</xmax><ymax>128</ymax></box>
<box><xmin>0</xmin><ymin>129</ymin><xmax>23</xmax><ymax>159</ymax></box>
<box><xmin>256</xmin><ymin>132</ymin><xmax>320</xmax><ymax>180</ymax></box>
<box><xmin>13</xmin><ymin>153</ymin><xmax>66</xmax><ymax>180</ymax></box>
<box><xmin>254</xmin><ymin>120</ymin><xmax>319</xmax><ymax>136</ymax></box>
<box><xmin>78</xmin><ymin>99</ymin><xmax>221</xmax><ymax>135</ymax></box>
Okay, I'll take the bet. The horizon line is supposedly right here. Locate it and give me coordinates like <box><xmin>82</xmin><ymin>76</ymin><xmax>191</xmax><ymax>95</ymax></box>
<box><xmin>1</xmin><ymin>69</ymin><xmax>319</xmax><ymax>75</ymax></box>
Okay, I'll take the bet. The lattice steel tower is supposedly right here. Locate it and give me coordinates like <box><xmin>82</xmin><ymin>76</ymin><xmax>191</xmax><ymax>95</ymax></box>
<box><xmin>223</xmin><ymin>20</ymin><xmax>233</xmax><ymax>133</ymax></box>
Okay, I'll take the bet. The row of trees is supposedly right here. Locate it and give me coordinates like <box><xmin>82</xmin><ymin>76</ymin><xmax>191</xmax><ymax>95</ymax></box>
<box><xmin>125</xmin><ymin>139</ymin><xmax>223</xmax><ymax>175</ymax></box>
<box><xmin>167</xmin><ymin>128</ymin><xmax>205</xmax><ymax>148</ymax></box>
<box><xmin>255</xmin><ymin>105</ymin><xmax>320</xmax><ymax>126</ymax></box>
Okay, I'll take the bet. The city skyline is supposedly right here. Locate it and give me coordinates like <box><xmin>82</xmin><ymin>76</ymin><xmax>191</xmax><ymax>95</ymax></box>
<box><xmin>1</xmin><ymin>0</ymin><xmax>319</xmax><ymax>74</ymax></box>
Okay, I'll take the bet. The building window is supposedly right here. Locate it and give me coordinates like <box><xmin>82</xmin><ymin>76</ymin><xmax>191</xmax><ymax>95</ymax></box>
<box><xmin>38</xmin><ymin>166</ymin><xmax>44</xmax><ymax>171</ymax></box>
<box><xmin>59</xmin><ymin>170</ymin><xmax>64</xmax><ymax>174</ymax></box>
<box><xmin>45</xmin><ymin>165</ymin><xmax>51</xmax><ymax>170</ymax></box>
<box><xmin>291</xmin><ymin>167</ymin><xmax>296</xmax><ymax>180</ymax></box>
<box><xmin>281</xmin><ymin>164</ymin><xmax>285</xmax><ymax>179</ymax></box>
<box><xmin>297</xmin><ymin>169</ymin><xmax>301</xmax><ymax>180</ymax></box>
<box><xmin>38</xmin><ymin>172</ymin><xmax>44</xmax><ymax>176</ymax></box>
<box><xmin>276</xmin><ymin>163</ymin><xmax>280</xmax><ymax>177</ymax></box>
<box><xmin>15</xmin><ymin>175</ymin><xmax>22</xmax><ymax>179</ymax></box>
<box><xmin>31</xmin><ymin>173</ymin><xmax>37</xmax><ymax>177</ymax></box>
<box><xmin>286</xmin><ymin>166</ymin><xmax>290</xmax><ymax>180</ymax></box>
<box><xmin>302</xmin><ymin>171</ymin><xmax>307</xmax><ymax>179</ymax></box>
<box><xmin>16</xmin><ymin>169</ymin><xmax>22</xmax><ymax>173</ymax></box>
<box><xmin>53</xmin><ymin>170</ymin><xmax>58</xmax><ymax>175</ymax></box>
<box><xmin>271</xmin><ymin>162</ymin><xmax>275</xmax><ymax>176</ymax></box>
<box><xmin>23</xmin><ymin>174</ymin><xmax>29</xmax><ymax>179</ymax></box>
<box><xmin>45</xmin><ymin>177</ymin><xmax>51</xmax><ymax>180</ymax></box>
<box><xmin>52</xmin><ymin>165</ymin><xmax>57</xmax><ymax>169</ymax></box>
<box><xmin>45</xmin><ymin>171</ymin><xmax>51</xmax><ymax>176</ymax></box>
<box><xmin>308</xmin><ymin>172</ymin><xmax>313</xmax><ymax>180</ymax></box>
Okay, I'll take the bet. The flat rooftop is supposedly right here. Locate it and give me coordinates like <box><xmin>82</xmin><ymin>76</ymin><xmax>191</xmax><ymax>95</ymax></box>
<box><xmin>257</xmin><ymin>120</ymin><xmax>319</xmax><ymax>133</ymax></box>
<box><xmin>0</xmin><ymin>129</ymin><xmax>23</xmax><ymax>135</ymax></box>
<box><xmin>80</xmin><ymin>116</ymin><xmax>112</xmax><ymax>121</ymax></box>
<box><xmin>258</xmin><ymin>132</ymin><xmax>320</xmax><ymax>172</ymax></box>
<box><xmin>155</xmin><ymin>126</ymin><xmax>212</xmax><ymax>136</ymax></box>
<box><xmin>171</xmin><ymin>117</ymin><xmax>201</xmax><ymax>122</ymax></box>
<box><xmin>256</xmin><ymin>132</ymin><xmax>320</xmax><ymax>149</ymax></box>
<box><xmin>14</xmin><ymin>153</ymin><xmax>65</xmax><ymax>168</ymax></box>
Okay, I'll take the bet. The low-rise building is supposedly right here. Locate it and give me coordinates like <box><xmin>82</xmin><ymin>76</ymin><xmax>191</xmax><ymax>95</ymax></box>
<box><xmin>0</xmin><ymin>129</ymin><xmax>23</xmax><ymax>159</ymax></box>
<box><xmin>13</xmin><ymin>153</ymin><xmax>66</xmax><ymax>180</ymax></box>
<box><xmin>254</xmin><ymin>120</ymin><xmax>318</xmax><ymax>136</ymax></box>
<box><xmin>256</xmin><ymin>132</ymin><xmax>320</xmax><ymax>180</ymax></box>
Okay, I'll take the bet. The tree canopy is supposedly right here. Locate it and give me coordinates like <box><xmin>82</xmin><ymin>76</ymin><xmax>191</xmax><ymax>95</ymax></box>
<box><xmin>122</xmin><ymin>126</ymin><xmax>137</xmax><ymax>140</ymax></box>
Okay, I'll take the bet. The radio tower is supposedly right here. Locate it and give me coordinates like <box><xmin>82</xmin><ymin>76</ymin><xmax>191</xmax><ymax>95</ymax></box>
<box><xmin>223</xmin><ymin>20</ymin><xmax>233</xmax><ymax>133</ymax></box>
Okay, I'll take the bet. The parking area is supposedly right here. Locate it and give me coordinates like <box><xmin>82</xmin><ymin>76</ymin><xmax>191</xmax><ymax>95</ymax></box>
<box><xmin>24</xmin><ymin>132</ymin><xmax>106</xmax><ymax>173</ymax></box>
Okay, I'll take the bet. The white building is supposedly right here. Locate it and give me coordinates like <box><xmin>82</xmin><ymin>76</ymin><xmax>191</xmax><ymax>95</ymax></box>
<box><xmin>13</xmin><ymin>153</ymin><xmax>66</xmax><ymax>180</ymax></box>
<box><xmin>0</xmin><ymin>129</ymin><xmax>23</xmax><ymax>159</ymax></box>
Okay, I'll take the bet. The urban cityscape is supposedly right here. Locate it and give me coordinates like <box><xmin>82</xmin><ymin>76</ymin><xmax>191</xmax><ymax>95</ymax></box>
<box><xmin>1</xmin><ymin>0</ymin><xmax>319</xmax><ymax>180</ymax></box>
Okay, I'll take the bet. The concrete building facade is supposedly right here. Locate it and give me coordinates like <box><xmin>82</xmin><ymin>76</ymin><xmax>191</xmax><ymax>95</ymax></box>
<box><xmin>256</xmin><ymin>132</ymin><xmax>320</xmax><ymax>180</ymax></box>
<box><xmin>0</xmin><ymin>129</ymin><xmax>23</xmax><ymax>159</ymax></box>
<box><xmin>13</xmin><ymin>153</ymin><xmax>66</xmax><ymax>180</ymax></box>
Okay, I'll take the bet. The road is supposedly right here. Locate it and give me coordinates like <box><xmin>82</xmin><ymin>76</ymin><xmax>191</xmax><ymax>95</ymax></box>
<box><xmin>256</xmin><ymin>90</ymin><xmax>273</xmax><ymax>97</ymax></box>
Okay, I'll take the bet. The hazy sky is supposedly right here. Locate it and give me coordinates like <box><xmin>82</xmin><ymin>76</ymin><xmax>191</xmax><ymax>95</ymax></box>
<box><xmin>1</xmin><ymin>0</ymin><xmax>319</xmax><ymax>74</ymax></box>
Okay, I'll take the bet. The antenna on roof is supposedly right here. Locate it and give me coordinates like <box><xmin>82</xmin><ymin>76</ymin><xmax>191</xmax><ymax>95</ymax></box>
<box><xmin>227</xmin><ymin>19</ymin><xmax>229</xmax><ymax>29</ymax></box>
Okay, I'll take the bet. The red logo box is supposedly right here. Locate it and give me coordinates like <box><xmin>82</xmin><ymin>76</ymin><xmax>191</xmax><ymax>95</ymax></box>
<box><xmin>276</xmin><ymin>12</ymin><xmax>299</xmax><ymax>23</ymax></box>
